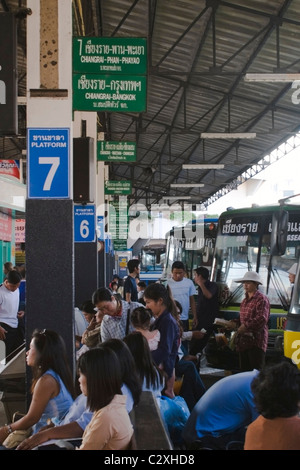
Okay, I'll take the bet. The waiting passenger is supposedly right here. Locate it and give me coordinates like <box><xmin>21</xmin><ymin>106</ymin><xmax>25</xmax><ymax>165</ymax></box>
<box><xmin>123</xmin><ymin>259</ymin><xmax>141</xmax><ymax>302</ymax></box>
<box><xmin>137</xmin><ymin>281</ymin><xmax>146</xmax><ymax>305</ymax></box>
<box><xmin>124</xmin><ymin>331</ymin><xmax>164</xmax><ymax>397</ymax></box>
<box><xmin>143</xmin><ymin>283</ymin><xmax>180</xmax><ymax>399</ymax></box>
<box><xmin>80</xmin><ymin>302</ymin><xmax>104</xmax><ymax>349</ymax></box>
<box><xmin>0</xmin><ymin>329</ymin><xmax>75</xmax><ymax>448</ymax></box>
<box><xmin>226</xmin><ymin>271</ymin><xmax>270</xmax><ymax>371</ymax></box>
<box><xmin>244</xmin><ymin>360</ymin><xmax>300</xmax><ymax>450</ymax></box>
<box><xmin>77</xmin><ymin>347</ymin><xmax>134</xmax><ymax>450</ymax></box>
<box><xmin>130</xmin><ymin>306</ymin><xmax>160</xmax><ymax>351</ymax></box>
<box><xmin>182</xmin><ymin>369</ymin><xmax>259</xmax><ymax>450</ymax></box>
<box><xmin>0</xmin><ymin>269</ymin><xmax>24</xmax><ymax>358</ymax></box>
<box><xmin>17</xmin><ymin>339</ymin><xmax>141</xmax><ymax>450</ymax></box>
<box><xmin>92</xmin><ymin>287</ymin><xmax>142</xmax><ymax>342</ymax></box>
<box><xmin>103</xmin><ymin>338</ymin><xmax>142</xmax><ymax>410</ymax></box>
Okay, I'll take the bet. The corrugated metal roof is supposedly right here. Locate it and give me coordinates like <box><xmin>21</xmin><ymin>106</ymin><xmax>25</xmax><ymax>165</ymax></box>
<box><xmin>1</xmin><ymin>0</ymin><xmax>300</xmax><ymax>208</ymax></box>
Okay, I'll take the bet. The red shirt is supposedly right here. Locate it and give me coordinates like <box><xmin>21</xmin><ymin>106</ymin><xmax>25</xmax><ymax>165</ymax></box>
<box><xmin>239</xmin><ymin>290</ymin><xmax>270</xmax><ymax>352</ymax></box>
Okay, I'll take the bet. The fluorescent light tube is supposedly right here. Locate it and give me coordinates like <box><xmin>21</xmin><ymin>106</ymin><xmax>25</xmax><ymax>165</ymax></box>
<box><xmin>201</xmin><ymin>133</ymin><xmax>256</xmax><ymax>139</ymax></box>
<box><xmin>163</xmin><ymin>196</ymin><xmax>192</xmax><ymax>200</ymax></box>
<box><xmin>244</xmin><ymin>73</ymin><xmax>300</xmax><ymax>82</ymax></box>
<box><xmin>170</xmin><ymin>184</ymin><xmax>204</xmax><ymax>188</ymax></box>
<box><xmin>182</xmin><ymin>164</ymin><xmax>224</xmax><ymax>170</ymax></box>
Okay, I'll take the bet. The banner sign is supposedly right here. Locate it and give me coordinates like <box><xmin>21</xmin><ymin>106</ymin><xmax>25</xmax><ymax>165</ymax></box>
<box><xmin>0</xmin><ymin>160</ymin><xmax>20</xmax><ymax>179</ymax></box>
<box><xmin>73</xmin><ymin>37</ymin><xmax>147</xmax><ymax>75</ymax></box>
<box><xmin>0</xmin><ymin>210</ymin><xmax>12</xmax><ymax>241</ymax></box>
<box><xmin>15</xmin><ymin>218</ymin><xmax>25</xmax><ymax>243</ymax></box>
<box><xmin>97</xmin><ymin>141</ymin><xmax>136</xmax><ymax>162</ymax></box>
<box><xmin>105</xmin><ymin>180</ymin><xmax>131</xmax><ymax>195</ymax></box>
<box><xmin>73</xmin><ymin>74</ymin><xmax>147</xmax><ymax>112</ymax></box>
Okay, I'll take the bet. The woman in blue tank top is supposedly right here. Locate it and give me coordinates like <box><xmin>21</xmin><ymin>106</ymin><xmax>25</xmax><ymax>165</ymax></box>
<box><xmin>0</xmin><ymin>329</ymin><xmax>75</xmax><ymax>445</ymax></box>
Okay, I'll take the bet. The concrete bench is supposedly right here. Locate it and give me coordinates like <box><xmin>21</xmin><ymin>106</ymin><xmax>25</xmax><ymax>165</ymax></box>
<box><xmin>129</xmin><ymin>391</ymin><xmax>173</xmax><ymax>450</ymax></box>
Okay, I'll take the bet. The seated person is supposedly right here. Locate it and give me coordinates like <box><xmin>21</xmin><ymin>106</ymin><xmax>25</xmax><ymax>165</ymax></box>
<box><xmin>77</xmin><ymin>347</ymin><xmax>134</xmax><ymax>450</ymax></box>
<box><xmin>182</xmin><ymin>369</ymin><xmax>259</xmax><ymax>449</ymax></box>
<box><xmin>244</xmin><ymin>360</ymin><xmax>300</xmax><ymax>450</ymax></box>
<box><xmin>0</xmin><ymin>329</ymin><xmax>75</xmax><ymax>448</ymax></box>
<box><xmin>17</xmin><ymin>338</ymin><xmax>141</xmax><ymax>450</ymax></box>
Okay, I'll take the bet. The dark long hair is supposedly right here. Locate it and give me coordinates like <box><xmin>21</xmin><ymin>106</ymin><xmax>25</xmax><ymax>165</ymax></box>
<box><xmin>30</xmin><ymin>329</ymin><xmax>75</xmax><ymax>398</ymax></box>
<box><xmin>102</xmin><ymin>338</ymin><xmax>142</xmax><ymax>406</ymax></box>
<box><xmin>124</xmin><ymin>331</ymin><xmax>164</xmax><ymax>390</ymax></box>
<box><xmin>92</xmin><ymin>287</ymin><xmax>122</xmax><ymax>310</ymax></box>
<box><xmin>78</xmin><ymin>347</ymin><xmax>122</xmax><ymax>412</ymax></box>
<box><xmin>143</xmin><ymin>283</ymin><xmax>182</xmax><ymax>334</ymax></box>
<box><xmin>143</xmin><ymin>283</ymin><xmax>178</xmax><ymax>317</ymax></box>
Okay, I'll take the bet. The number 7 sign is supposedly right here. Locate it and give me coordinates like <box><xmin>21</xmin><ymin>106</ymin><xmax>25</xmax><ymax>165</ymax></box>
<box><xmin>27</xmin><ymin>128</ymin><xmax>70</xmax><ymax>198</ymax></box>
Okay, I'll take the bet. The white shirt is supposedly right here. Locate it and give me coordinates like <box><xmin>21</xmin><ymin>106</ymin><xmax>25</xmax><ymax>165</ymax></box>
<box><xmin>167</xmin><ymin>277</ymin><xmax>197</xmax><ymax>321</ymax></box>
<box><xmin>0</xmin><ymin>282</ymin><xmax>20</xmax><ymax>328</ymax></box>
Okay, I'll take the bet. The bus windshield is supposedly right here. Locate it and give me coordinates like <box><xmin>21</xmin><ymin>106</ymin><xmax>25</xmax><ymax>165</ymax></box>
<box><xmin>163</xmin><ymin>218</ymin><xmax>218</xmax><ymax>280</ymax></box>
<box><xmin>211</xmin><ymin>205</ymin><xmax>300</xmax><ymax>320</ymax></box>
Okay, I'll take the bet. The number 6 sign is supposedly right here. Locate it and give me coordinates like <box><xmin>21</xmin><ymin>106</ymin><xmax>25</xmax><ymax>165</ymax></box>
<box><xmin>27</xmin><ymin>128</ymin><xmax>70</xmax><ymax>198</ymax></box>
<box><xmin>74</xmin><ymin>205</ymin><xmax>96</xmax><ymax>243</ymax></box>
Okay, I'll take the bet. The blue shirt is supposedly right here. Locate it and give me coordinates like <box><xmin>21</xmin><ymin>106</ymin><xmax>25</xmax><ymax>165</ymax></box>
<box><xmin>123</xmin><ymin>275</ymin><xmax>138</xmax><ymax>302</ymax></box>
<box><xmin>33</xmin><ymin>369</ymin><xmax>74</xmax><ymax>434</ymax></box>
<box><xmin>182</xmin><ymin>369</ymin><xmax>259</xmax><ymax>445</ymax></box>
<box><xmin>151</xmin><ymin>309</ymin><xmax>179</xmax><ymax>378</ymax></box>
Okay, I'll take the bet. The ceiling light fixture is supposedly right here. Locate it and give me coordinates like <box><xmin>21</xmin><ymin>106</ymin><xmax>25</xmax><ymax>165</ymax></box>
<box><xmin>163</xmin><ymin>196</ymin><xmax>192</xmax><ymax>200</ymax></box>
<box><xmin>201</xmin><ymin>132</ymin><xmax>256</xmax><ymax>139</ymax></box>
<box><xmin>244</xmin><ymin>73</ymin><xmax>300</xmax><ymax>82</ymax></box>
<box><xmin>182</xmin><ymin>164</ymin><xmax>224</xmax><ymax>170</ymax></box>
<box><xmin>170</xmin><ymin>183</ymin><xmax>204</xmax><ymax>188</ymax></box>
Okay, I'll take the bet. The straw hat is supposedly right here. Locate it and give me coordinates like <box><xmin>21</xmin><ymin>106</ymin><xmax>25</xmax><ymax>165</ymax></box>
<box><xmin>288</xmin><ymin>263</ymin><xmax>298</xmax><ymax>275</ymax></box>
<box><xmin>234</xmin><ymin>271</ymin><xmax>262</xmax><ymax>285</ymax></box>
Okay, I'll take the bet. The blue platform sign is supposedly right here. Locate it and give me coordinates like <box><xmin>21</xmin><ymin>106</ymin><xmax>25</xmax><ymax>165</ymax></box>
<box><xmin>27</xmin><ymin>128</ymin><xmax>70</xmax><ymax>198</ymax></box>
<box><xmin>74</xmin><ymin>204</ymin><xmax>96</xmax><ymax>243</ymax></box>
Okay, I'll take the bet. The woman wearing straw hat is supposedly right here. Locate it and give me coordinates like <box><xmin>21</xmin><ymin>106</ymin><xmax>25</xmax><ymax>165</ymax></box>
<box><xmin>227</xmin><ymin>271</ymin><xmax>270</xmax><ymax>372</ymax></box>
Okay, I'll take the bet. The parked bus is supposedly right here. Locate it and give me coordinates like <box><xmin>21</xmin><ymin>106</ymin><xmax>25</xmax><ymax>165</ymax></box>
<box><xmin>139</xmin><ymin>238</ymin><xmax>166</xmax><ymax>284</ymax></box>
<box><xmin>208</xmin><ymin>201</ymin><xmax>300</xmax><ymax>369</ymax></box>
<box><xmin>162</xmin><ymin>217</ymin><xmax>218</xmax><ymax>281</ymax></box>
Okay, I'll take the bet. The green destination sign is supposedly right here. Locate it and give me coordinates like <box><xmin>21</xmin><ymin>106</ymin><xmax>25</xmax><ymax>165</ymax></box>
<box><xmin>98</xmin><ymin>141</ymin><xmax>136</xmax><ymax>162</ymax></box>
<box><xmin>73</xmin><ymin>37</ymin><xmax>147</xmax><ymax>75</ymax></box>
<box><xmin>105</xmin><ymin>180</ymin><xmax>132</xmax><ymax>195</ymax></box>
<box><xmin>73</xmin><ymin>74</ymin><xmax>147</xmax><ymax>112</ymax></box>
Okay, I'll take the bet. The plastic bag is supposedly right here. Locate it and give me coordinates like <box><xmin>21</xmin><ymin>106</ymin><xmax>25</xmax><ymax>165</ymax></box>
<box><xmin>2</xmin><ymin>428</ymin><xmax>32</xmax><ymax>449</ymax></box>
<box><xmin>157</xmin><ymin>395</ymin><xmax>190</xmax><ymax>447</ymax></box>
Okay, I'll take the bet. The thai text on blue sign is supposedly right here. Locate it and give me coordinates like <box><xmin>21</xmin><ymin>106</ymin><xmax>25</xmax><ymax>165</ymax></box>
<box><xmin>27</xmin><ymin>128</ymin><xmax>70</xmax><ymax>199</ymax></box>
<box><xmin>74</xmin><ymin>205</ymin><xmax>96</xmax><ymax>242</ymax></box>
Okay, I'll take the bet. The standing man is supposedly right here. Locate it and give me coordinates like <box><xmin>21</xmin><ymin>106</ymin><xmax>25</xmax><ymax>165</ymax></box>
<box><xmin>123</xmin><ymin>259</ymin><xmax>141</xmax><ymax>302</ymax></box>
<box><xmin>189</xmin><ymin>266</ymin><xmax>219</xmax><ymax>355</ymax></box>
<box><xmin>167</xmin><ymin>261</ymin><xmax>197</xmax><ymax>332</ymax></box>
<box><xmin>0</xmin><ymin>270</ymin><xmax>24</xmax><ymax>359</ymax></box>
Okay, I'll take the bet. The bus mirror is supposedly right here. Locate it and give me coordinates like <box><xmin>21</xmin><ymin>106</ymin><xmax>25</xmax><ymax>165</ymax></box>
<box><xmin>271</xmin><ymin>210</ymin><xmax>289</xmax><ymax>256</ymax></box>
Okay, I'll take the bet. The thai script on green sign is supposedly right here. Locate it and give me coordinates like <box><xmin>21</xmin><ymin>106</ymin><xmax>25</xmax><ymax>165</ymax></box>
<box><xmin>98</xmin><ymin>141</ymin><xmax>136</xmax><ymax>161</ymax></box>
<box><xmin>73</xmin><ymin>74</ymin><xmax>147</xmax><ymax>112</ymax></box>
<box><xmin>73</xmin><ymin>37</ymin><xmax>147</xmax><ymax>75</ymax></box>
<box><xmin>105</xmin><ymin>180</ymin><xmax>132</xmax><ymax>195</ymax></box>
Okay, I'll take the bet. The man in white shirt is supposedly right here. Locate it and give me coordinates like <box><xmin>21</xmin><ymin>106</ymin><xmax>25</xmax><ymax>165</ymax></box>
<box><xmin>0</xmin><ymin>270</ymin><xmax>23</xmax><ymax>359</ymax></box>
<box><xmin>167</xmin><ymin>261</ymin><xmax>197</xmax><ymax>332</ymax></box>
